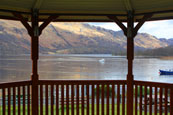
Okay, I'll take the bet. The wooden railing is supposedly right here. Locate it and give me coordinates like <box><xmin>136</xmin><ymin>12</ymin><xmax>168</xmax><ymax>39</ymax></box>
<box><xmin>38</xmin><ymin>80</ymin><xmax>127</xmax><ymax>115</ymax></box>
<box><xmin>134</xmin><ymin>81</ymin><xmax>173</xmax><ymax>115</ymax></box>
<box><xmin>0</xmin><ymin>80</ymin><xmax>172</xmax><ymax>115</ymax></box>
<box><xmin>0</xmin><ymin>81</ymin><xmax>32</xmax><ymax>115</ymax></box>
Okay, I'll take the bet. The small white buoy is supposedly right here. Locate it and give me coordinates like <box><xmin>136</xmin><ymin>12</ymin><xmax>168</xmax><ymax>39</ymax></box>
<box><xmin>99</xmin><ymin>59</ymin><xmax>105</xmax><ymax>64</ymax></box>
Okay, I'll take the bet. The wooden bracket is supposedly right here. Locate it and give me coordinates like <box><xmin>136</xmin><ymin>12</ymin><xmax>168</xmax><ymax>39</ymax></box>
<box><xmin>133</xmin><ymin>14</ymin><xmax>153</xmax><ymax>37</ymax></box>
<box><xmin>12</xmin><ymin>12</ymin><xmax>33</xmax><ymax>36</ymax></box>
<box><xmin>39</xmin><ymin>15</ymin><xmax>59</xmax><ymax>35</ymax></box>
<box><xmin>108</xmin><ymin>14</ymin><xmax>153</xmax><ymax>38</ymax></box>
<box><xmin>108</xmin><ymin>16</ymin><xmax>127</xmax><ymax>36</ymax></box>
<box><xmin>12</xmin><ymin>12</ymin><xmax>59</xmax><ymax>37</ymax></box>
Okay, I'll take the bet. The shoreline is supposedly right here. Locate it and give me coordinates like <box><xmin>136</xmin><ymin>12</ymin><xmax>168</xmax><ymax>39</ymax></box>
<box><xmin>159</xmin><ymin>56</ymin><xmax>173</xmax><ymax>60</ymax></box>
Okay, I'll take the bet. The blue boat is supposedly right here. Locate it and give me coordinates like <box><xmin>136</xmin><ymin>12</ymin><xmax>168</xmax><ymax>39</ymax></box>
<box><xmin>159</xmin><ymin>70</ymin><xmax>173</xmax><ymax>75</ymax></box>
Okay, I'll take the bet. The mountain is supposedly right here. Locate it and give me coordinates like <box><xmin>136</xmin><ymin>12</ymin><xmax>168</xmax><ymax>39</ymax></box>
<box><xmin>0</xmin><ymin>20</ymin><xmax>171</xmax><ymax>55</ymax></box>
<box><xmin>159</xmin><ymin>38</ymin><xmax>173</xmax><ymax>46</ymax></box>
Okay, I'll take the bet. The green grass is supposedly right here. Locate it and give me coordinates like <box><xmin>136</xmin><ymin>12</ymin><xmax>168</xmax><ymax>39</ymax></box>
<box><xmin>1</xmin><ymin>104</ymin><xmax>124</xmax><ymax>115</ymax></box>
<box><xmin>0</xmin><ymin>104</ymin><xmax>170</xmax><ymax>115</ymax></box>
<box><xmin>41</xmin><ymin>104</ymin><xmax>127</xmax><ymax>115</ymax></box>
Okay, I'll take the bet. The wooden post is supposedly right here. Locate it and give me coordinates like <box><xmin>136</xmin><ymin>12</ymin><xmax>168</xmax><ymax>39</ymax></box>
<box><xmin>12</xmin><ymin>11</ymin><xmax>58</xmax><ymax>115</ymax></box>
<box><xmin>31</xmin><ymin>9</ymin><xmax>39</xmax><ymax>115</ymax></box>
<box><xmin>108</xmin><ymin>13</ymin><xmax>152</xmax><ymax>115</ymax></box>
<box><xmin>126</xmin><ymin>11</ymin><xmax>134</xmax><ymax>115</ymax></box>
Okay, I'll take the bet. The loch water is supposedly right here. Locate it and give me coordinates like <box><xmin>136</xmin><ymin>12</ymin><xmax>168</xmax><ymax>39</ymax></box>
<box><xmin>0</xmin><ymin>54</ymin><xmax>173</xmax><ymax>83</ymax></box>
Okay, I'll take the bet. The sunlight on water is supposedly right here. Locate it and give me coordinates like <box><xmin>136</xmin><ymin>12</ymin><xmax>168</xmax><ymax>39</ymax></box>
<box><xmin>0</xmin><ymin>54</ymin><xmax>173</xmax><ymax>83</ymax></box>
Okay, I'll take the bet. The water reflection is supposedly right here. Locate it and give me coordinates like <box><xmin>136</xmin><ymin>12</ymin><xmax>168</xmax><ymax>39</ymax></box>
<box><xmin>0</xmin><ymin>54</ymin><xmax>173</xmax><ymax>83</ymax></box>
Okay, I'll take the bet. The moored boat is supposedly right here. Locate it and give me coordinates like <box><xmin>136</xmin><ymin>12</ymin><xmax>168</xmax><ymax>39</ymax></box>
<box><xmin>159</xmin><ymin>69</ymin><xmax>173</xmax><ymax>75</ymax></box>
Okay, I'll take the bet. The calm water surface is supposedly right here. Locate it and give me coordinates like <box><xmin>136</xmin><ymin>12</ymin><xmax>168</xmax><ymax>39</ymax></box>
<box><xmin>0</xmin><ymin>54</ymin><xmax>173</xmax><ymax>83</ymax></box>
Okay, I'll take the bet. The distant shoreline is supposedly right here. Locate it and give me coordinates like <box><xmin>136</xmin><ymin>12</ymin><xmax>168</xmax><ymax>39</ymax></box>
<box><xmin>1</xmin><ymin>54</ymin><xmax>173</xmax><ymax>60</ymax></box>
<box><xmin>159</xmin><ymin>56</ymin><xmax>173</xmax><ymax>60</ymax></box>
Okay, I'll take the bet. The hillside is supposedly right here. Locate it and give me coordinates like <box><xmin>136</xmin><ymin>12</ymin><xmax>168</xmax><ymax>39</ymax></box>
<box><xmin>0</xmin><ymin>20</ymin><xmax>170</xmax><ymax>55</ymax></box>
<box><xmin>136</xmin><ymin>45</ymin><xmax>173</xmax><ymax>56</ymax></box>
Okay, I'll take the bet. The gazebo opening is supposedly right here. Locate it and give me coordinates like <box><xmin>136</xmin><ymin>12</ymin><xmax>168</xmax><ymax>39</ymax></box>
<box><xmin>0</xmin><ymin>0</ymin><xmax>173</xmax><ymax>114</ymax></box>
<box><xmin>0</xmin><ymin>19</ymin><xmax>173</xmax><ymax>115</ymax></box>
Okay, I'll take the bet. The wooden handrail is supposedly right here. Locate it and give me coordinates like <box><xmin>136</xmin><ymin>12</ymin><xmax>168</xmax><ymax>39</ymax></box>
<box><xmin>1</xmin><ymin>80</ymin><xmax>172</xmax><ymax>87</ymax></box>
<box><xmin>0</xmin><ymin>80</ymin><xmax>32</xmax><ymax>88</ymax></box>
<box><xmin>134</xmin><ymin>80</ymin><xmax>173</xmax><ymax>87</ymax></box>
<box><xmin>38</xmin><ymin>80</ymin><xmax>127</xmax><ymax>85</ymax></box>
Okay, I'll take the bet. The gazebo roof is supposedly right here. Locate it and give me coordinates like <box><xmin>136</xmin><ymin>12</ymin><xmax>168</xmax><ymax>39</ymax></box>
<box><xmin>0</xmin><ymin>0</ymin><xmax>173</xmax><ymax>22</ymax></box>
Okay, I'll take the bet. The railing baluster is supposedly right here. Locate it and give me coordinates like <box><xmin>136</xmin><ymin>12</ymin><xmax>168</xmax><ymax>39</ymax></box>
<box><xmin>51</xmin><ymin>85</ymin><xmax>54</xmax><ymax>115</ymax></box>
<box><xmin>133</xmin><ymin>81</ymin><xmax>173</xmax><ymax>115</ymax></box>
<box><xmin>112</xmin><ymin>84</ymin><xmax>115</xmax><ymax>115</ymax></box>
<box><xmin>23</xmin><ymin>86</ymin><xmax>25</xmax><ymax>115</ymax></box>
<box><xmin>165</xmin><ymin>88</ymin><xmax>168</xmax><ymax>115</ymax></box>
<box><xmin>66</xmin><ymin>85</ymin><xmax>69</xmax><ymax>115</ymax></box>
<box><xmin>0</xmin><ymin>89</ymin><xmax>1</xmax><ymax>115</ymax></box>
<box><xmin>87</xmin><ymin>84</ymin><xmax>89</xmax><ymax>115</ymax></box>
<box><xmin>8</xmin><ymin>87</ymin><xmax>11</xmax><ymax>115</ymax></box>
<box><xmin>122</xmin><ymin>84</ymin><xmax>125</xmax><ymax>115</ymax></box>
<box><xmin>1</xmin><ymin>80</ymin><xmax>173</xmax><ymax>115</ymax></box>
<box><xmin>2</xmin><ymin>88</ymin><xmax>5</xmax><ymax>115</ymax></box>
<box><xmin>154</xmin><ymin>87</ymin><xmax>157</xmax><ymax>115</ymax></box>
<box><xmin>170</xmin><ymin>87</ymin><xmax>173</xmax><ymax>115</ymax></box>
<box><xmin>97</xmin><ymin>84</ymin><xmax>100</xmax><ymax>115</ymax></box>
<box><xmin>27</xmin><ymin>85</ymin><xmax>30</xmax><ymax>115</ymax></box>
<box><xmin>135</xmin><ymin>85</ymin><xmax>138</xmax><ymax>115</ymax></box>
<box><xmin>40</xmin><ymin>85</ymin><xmax>43</xmax><ymax>115</ymax></box>
<box><xmin>46</xmin><ymin>85</ymin><xmax>48</xmax><ymax>115</ymax></box>
<box><xmin>149</xmin><ymin>86</ymin><xmax>152</xmax><ymax>115</ymax></box>
<box><xmin>144</xmin><ymin>86</ymin><xmax>147</xmax><ymax>115</ymax></box>
<box><xmin>0</xmin><ymin>88</ymin><xmax>2</xmax><ymax>115</ymax></box>
<box><xmin>18</xmin><ymin>87</ymin><xmax>20</xmax><ymax>115</ymax></box>
<box><xmin>82</xmin><ymin>84</ymin><xmax>84</xmax><ymax>115</ymax></box>
<box><xmin>139</xmin><ymin>86</ymin><xmax>142</xmax><ymax>115</ymax></box>
<box><xmin>92</xmin><ymin>85</ymin><xmax>94</xmax><ymax>115</ymax></box>
<box><xmin>76</xmin><ymin>85</ymin><xmax>79</xmax><ymax>115</ymax></box>
<box><xmin>56</xmin><ymin>85</ymin><xmax>59</xmax><ymax>115</ymax></box>
<box><xmin>117</xmin><ymin>84</ymin><xmax>120</xmax><ymax>115</ymax></box>
<box><xmin>159</xmin><ymin>88</ymin><xmax>163</xmax><ymax>115</ymax></box>
<box><xmin>13</xmin><ymin>87</ymin><xmax>16</xmax><ymax>115</ymax></box>
<box><xmin>102</xmin><ymin>84</ymin><xmax>104</xmax><ymax>115</ymax></box>
<box><xmin>107</xmin><ymin>84</ymin><xmax>109</xmax><ymax>115</ymax></box>
<box><xmin>61</xmin><ymin>85</ymin><xmax>64</xmax><ymax>115</ymax></box>
<box><xmin>71</xmin><ymin>85</ymin><xmax>74</xmax><ymax>115</ymax></box>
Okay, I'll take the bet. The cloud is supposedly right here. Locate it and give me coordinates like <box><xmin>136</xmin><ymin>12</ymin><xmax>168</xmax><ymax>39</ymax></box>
<box><xmin>88</xmin><ymin>22</ymin><xmax>122</xmax><ymax>31</ymax></box>
<box><xmin>89</xmin><ymin>20</ymin><xmax>173</xmax><ymax>39</ymax></box>
<box><xmin>139</xmin><ymin>20</ymin><xmax>173</xmax><ymax>39</ymax></box>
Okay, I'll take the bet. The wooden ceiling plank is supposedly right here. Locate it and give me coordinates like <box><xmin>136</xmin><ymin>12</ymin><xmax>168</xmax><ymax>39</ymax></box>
<box><xmin>123</xmin><ymin>0</ymin><xmax>133</xmax><ymax>11</ymax></box>
<box><xmin>33</xmin><ymin>0</ymin><xmax>45</xmax><ymax>9</ymax></box>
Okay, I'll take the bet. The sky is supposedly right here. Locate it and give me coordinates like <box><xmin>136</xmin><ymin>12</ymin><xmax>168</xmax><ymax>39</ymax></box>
<box><xmin>89</xmin><ymin>20</ymin><xmax>173</xmax><ymax>39</ymax></box>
